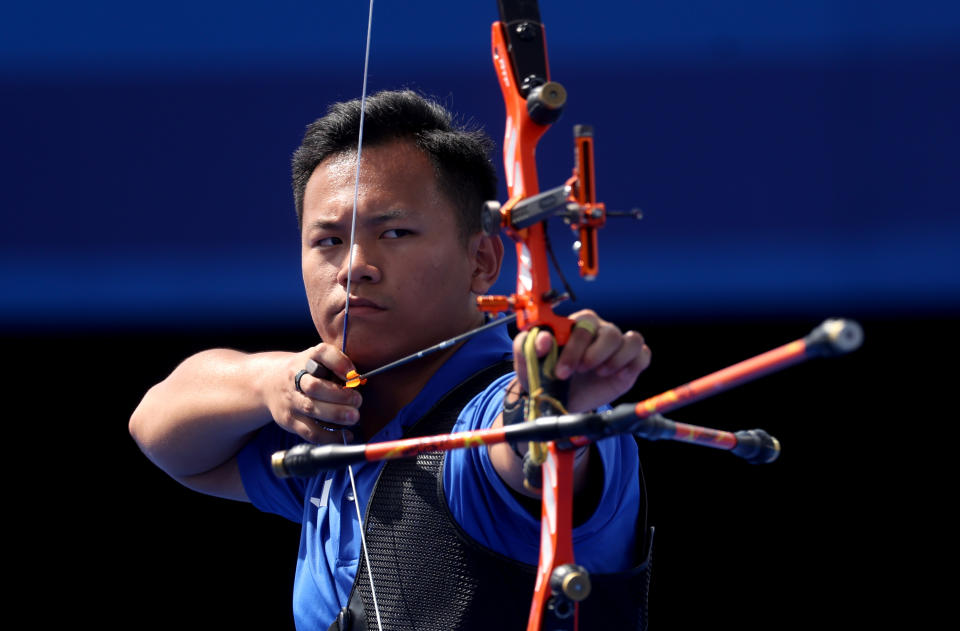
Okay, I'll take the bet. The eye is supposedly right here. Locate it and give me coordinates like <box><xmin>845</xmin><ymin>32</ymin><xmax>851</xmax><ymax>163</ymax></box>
<box><xmin>314</xmin><ymin>236</ymin><xmax>342</xmax><ymax>247</ymax></box>
<box><xmin>381</xmin><ymin>228</ymin><xmax>413</xmax><ymax>239</ymax></box>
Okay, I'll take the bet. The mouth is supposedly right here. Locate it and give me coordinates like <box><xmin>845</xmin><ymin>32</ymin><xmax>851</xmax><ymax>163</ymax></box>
<box><xmin>344</xmin><ymin>297</ymin><xmax>386</xmax><ymax>313</ymax></box>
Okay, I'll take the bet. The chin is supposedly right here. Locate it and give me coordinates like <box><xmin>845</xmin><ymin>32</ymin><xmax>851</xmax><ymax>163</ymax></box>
<box><xmin>347</xmin><ymin>332</ymin><xmax>435</xmax><ymax>371</ymax></box>
<box><xmin>343</xmin><ymin>338</ymin><xmax>400</xmax><ymax>369</ymax></box>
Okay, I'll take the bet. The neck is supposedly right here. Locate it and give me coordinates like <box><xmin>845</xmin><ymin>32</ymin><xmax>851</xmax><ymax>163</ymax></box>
<box><xmin>349</xmin><ymin>309</ymin><xmax>488</xmax><ymax>439</ymax></box>
<box><xmin>355</xmin><ymin>341</ymin><xmax>465</xmax><ymax>440</ymax></box>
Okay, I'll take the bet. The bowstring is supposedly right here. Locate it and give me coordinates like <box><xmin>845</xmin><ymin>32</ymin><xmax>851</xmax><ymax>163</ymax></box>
<box><xmin>341</xmin><ymin>1</ymin><xmax>383</xmax><ymax>629</ymax></box>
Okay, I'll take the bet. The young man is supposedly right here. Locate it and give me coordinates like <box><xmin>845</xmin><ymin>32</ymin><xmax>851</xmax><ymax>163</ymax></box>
<box><xmin>129</xmin><ymin>90</ymin><xmax>653</xmax><ymax>630</ymax></box>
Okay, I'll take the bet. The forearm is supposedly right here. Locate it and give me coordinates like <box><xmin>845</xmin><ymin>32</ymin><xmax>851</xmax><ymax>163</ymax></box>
<box><xmin>488</xmin><ymin>379</ymin><xmax>593</xmax><ymax>499</ymax></box>
<box><xmin>129</xmin><ymin>348</ymin><xmax>290</xmax><ymax>477</ymax></box>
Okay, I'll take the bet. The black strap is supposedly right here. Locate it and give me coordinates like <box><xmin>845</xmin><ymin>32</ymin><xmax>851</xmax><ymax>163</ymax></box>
<box><xmin>328</xmin><ymin>361</ymin><xmax>514</xmax><ymax>631</ymax></box>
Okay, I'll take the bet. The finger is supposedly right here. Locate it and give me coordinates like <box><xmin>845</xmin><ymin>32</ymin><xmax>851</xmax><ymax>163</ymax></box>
<box><xmin>296</xmin><ymin>371</ymin><xmax>363</xmax><ymax>408</ymax></box>
<box><xmin>603</xmin><ymin>347</ymin><xmax>653</xmax><ymax>396</ymax></box>
<box><xmin>521</xmin><ymin>329</ymin><xmax>557</xmax><ymax>384</ymax></box>
<box><xmin>535</xmin><ymin>329</ymin><xmax>555</xmax><ymax>357</ymax></box>
<box><xmin>576</xmin><ymin>320</ymin><xmax>631</xmax><ymax>373</ymax></box>
<box><xmin>297</xmin><ymin>394</ymin><xmax>360</xmax><ymax>427</ymax></box>
<box><xmin>512</xmin><ymin>331</ymin><xmax>530</xmax><ymax>391</ymax></box>
<box><xmin>555</xmin><ymin>315</ymin><xmax>602</xmax><ymax>379</ymax></box>
<box><xmin>635</xmin><ymin>335</ymin><xmax>653</xmax><ymax>374</ymax></box>
<box><xmin>594</xmin><ymin>331</ymin><xmax>651</xmax><ymax>378</ymax></box>
<box><xmin>304</xmin><ymin>342</ymin><xmax>356</xmax><ymax>381</ymax></box>
<box><xmin>287</xmin><ymin>411</ymin><xmax>354</xmax><ymax>444</ymax></box>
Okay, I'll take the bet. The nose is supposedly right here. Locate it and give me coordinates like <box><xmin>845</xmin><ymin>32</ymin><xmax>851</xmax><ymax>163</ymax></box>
<box><xmin>337</xmin><ymin>242</ymin><xmax>381</xmax><ymax>287</ymax></box>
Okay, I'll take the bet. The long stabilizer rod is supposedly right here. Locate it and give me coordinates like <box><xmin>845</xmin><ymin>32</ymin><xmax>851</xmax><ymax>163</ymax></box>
<box><xmin>273</xmin><ymin>318</ymin><xmax>862</xmax><ymax>478</ymax></box>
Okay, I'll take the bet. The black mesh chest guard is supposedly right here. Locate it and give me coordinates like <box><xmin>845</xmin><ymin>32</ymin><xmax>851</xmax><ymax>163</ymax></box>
<box><xmin>328</xmin><ymin>361</ymin><xmax>653</xmax><ymax>631</ymax></box>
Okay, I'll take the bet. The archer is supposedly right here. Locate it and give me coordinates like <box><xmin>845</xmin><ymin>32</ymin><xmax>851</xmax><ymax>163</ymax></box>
<box><xmin>129</xmin><ymin>90</ymin><xmax>653</xmax><ymax>630</ymax></box>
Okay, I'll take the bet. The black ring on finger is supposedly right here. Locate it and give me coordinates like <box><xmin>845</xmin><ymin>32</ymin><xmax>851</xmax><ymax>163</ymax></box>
<box><xmin>294</xmin><ymin>369</ymin><xmax>309</xmax><ymax>394</ymax></box>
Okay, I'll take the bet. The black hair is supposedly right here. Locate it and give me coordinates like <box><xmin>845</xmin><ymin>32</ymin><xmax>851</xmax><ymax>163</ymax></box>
<box><xmin>292</xmin><ymin>89</ymin><xmax>497</xmax><ymax>241</ymax></box>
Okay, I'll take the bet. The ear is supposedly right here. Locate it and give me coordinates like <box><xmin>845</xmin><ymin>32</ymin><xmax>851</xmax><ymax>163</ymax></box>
<box><xmin>468</xmin><ymin>232</ymin><xmax>504</xmax><ymax>295</ymax></box>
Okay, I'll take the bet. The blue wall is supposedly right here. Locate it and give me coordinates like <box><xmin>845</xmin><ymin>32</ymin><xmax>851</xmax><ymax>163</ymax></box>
<box><xmin>2</xmin><ymin>1</ymin><xmax>958</xmax><ymax>330</ymax></box>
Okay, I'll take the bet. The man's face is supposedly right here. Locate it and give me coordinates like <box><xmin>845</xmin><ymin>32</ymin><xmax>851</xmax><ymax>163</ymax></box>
<box><xmin>301</xmin><ymin>140</ymin><xmax>495</xmax><ymax>371</ymax></box>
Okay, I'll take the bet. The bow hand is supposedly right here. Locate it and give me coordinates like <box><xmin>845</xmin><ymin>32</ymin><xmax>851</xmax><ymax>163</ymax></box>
<box><xmin>512</xmin><ymin>309</ymin><xmax>652</xmax><ymax>414</ymax></box>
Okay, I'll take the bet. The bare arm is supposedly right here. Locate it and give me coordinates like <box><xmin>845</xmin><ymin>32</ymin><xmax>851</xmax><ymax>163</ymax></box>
<box><xmin>129</xmin><ymin>344</ymin><xmax>361</xmax><ymax>501</ymax></box>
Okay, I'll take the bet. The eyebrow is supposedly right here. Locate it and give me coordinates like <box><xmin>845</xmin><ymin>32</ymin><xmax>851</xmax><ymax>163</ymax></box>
<box><xmin>306</xmin><ymin>209</ymin><xmax>411</xmax><ymax>233</ymax></box>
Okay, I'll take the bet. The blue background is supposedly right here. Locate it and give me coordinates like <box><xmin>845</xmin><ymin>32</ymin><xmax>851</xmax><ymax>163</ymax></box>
<box><xmin>3</xmin><ymin>2</ymin><xmax>954</xmax><ymax>629</ymax></box>
<box><xmin>3</xmin><ymin>0</ymin><xmax>958</xmax><ymax>330</ymax></box>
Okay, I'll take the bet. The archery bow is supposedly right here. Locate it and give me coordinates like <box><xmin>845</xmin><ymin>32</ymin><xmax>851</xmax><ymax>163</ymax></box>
<box><xmin>295</xmin><ymin>1</ymin><xmax>687</xmax><ymax>629</ymax></box>
<box><xmin>478</xmin><ymin>2</ymin><xmax>591</xmax><ymax>628</ymax></box>
<box><xmin>275</xmin><ymin>2</ymin><xmax>862</xmax><ymax>630</ymax></box>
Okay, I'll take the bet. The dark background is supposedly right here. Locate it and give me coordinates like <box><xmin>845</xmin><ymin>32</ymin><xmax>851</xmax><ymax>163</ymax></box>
<box><xmin>3</xmin><ymin>1</ymin><xmax>954</xmax><ymax>628</ymax></box>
